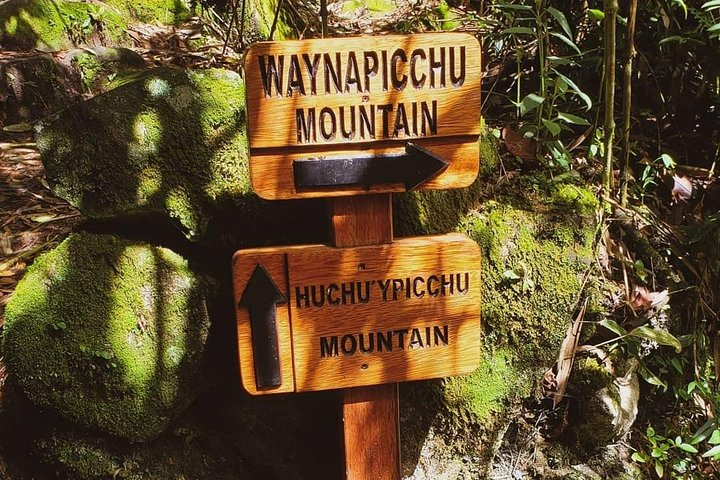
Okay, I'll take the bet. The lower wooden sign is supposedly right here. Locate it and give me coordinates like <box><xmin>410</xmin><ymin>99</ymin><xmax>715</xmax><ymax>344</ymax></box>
<box><xmin>232</xmin><ymin>233</ymin><xmax>481</xmax><ymax>395</ymax></box>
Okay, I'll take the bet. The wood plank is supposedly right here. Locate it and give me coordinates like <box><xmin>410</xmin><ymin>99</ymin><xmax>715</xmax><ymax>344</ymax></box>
<box><xmin>328</xmin><ymin>193</ymin><xmax>393</xmax><ymax>247</ymax></box>
<box><xmin>328</xmin><ymin>195</ymin><xmax>399</xmax><ymax>480</ymax></box>
<box><xmin>232</xmin><ymin>233</ymin><xmax>482</xmax><ymax>393</ymax></box>
<box><xmin>245</xmin><ymin>33</ymin><xmax>482</xmax><ymax>149</ymax></box>
<box><xmin>343</xmin><ymin>383</ymin><xmax>400</xmax><ymax>480</ymax></box>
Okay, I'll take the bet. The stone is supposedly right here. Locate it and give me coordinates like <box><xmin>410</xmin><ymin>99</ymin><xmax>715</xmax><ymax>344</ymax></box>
<box><xmin>396</xmin><ymin>161</ymin><xmax>599</xmax><ymax>477</ymax></box>
<box><xmin>36</xmin><ymin>67</ymin><xmax>326</xmax><ymax>245</ymax></box>
<box><xmin>2</xmin><ymin>232</ymin><xmax>214</xmax><ymax>441</ymax></box>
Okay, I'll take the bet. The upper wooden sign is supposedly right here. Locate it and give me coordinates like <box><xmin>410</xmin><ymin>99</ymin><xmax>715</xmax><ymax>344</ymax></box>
<box><xmin>244</xmin><ymin>33</ymin><xmax>482</xmax><ymax>200</ymax></box>
<box><xmin>232</xmin><ymin>233</ymin><xmax>482</xmax><ymax>395</ymax></box>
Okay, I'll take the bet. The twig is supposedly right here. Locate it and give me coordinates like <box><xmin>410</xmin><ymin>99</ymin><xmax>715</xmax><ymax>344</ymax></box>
<box><xmin>269</xmin><ymin>0</ymin><xmax>285</xmax><ymax>40</ymax></box>
<box><xmin>602</xmin><ymin>0</ymin><xmax>618</xmax><ymax>197</ymax></box>
<box><xmin>620</xmin><ymin>0</ymin><xmax>638</xmax><ymax>206</ymax></box>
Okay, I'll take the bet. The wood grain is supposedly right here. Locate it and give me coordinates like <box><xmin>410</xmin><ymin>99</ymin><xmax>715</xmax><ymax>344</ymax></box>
<box><xmin>328</xmin><ymin>193</ymin><xmax>393</xmax><ymax>247</ymax></box>
<box><xmin>244</xmin><ymin>33</ymin><xmax>482</xmax><ymax>200</ymax></box>
<box><xmin>343</xmin><ymin>383</ymin><xmax>400</xmax><ymax>480</ymax></box>
<box><xmin>232</xmin><ymin>233</ymin><xmax>482</xmax><ymax>393</ymax></box>
<box><xmin>330</xmin><ymin>195</ymin><xmax>399</xmax><ymax>480</ymax></box>
<box><xmin>245</xmin><ymin>33</ymin><xmax>482</xmax><ymax>149</ymax></box>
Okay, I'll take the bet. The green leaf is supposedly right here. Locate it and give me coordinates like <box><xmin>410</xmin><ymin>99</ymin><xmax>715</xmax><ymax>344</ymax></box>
<box><xmin>599</xmin><ymin>318</ymin><xmax>628</xmax><ymax>336</ymax></box>
<box><xmin>640</xmin><ymin>366</ymin><xmax>668</xmax><ymax>389</ymax></box>
<box><xmin>519</xmin><ymin>93</ymin><xmax>545</xmax><ymax>116</ymax></box>
<box><xmin>655</xmin><ymin>461</ymin><xmax>664</xmax><ymax>478</ymax></box>
<box><xmin>587</xmin><ymin>8</ymin><xmax>604</xmax><ymax>20</ymax></box>
<box><xmin>502</xmin><ymin>27</ymin><xmax>535</xmax><ymax>35</ymax></box>
<box><xmin>629</xmin><ymin>326</ymin><xmax>682</xmax><ymax>352</ymax></box>
<box><xmin>702</xmin><ymin>445</ymin><xmax>720</xmax><ymax>458</ymax></box>
<box><xmin>670</xmin><ymin>357</ymin><xmax>683</xmax><ymax>374</ymax></box>
<box><xmin>552</xmin><ymin>70</ymin><xmax>592</xmax><ymax>109</ymax></box>
<box><xmin>547</xmin><ymin>7</ymin><xmax>572</xmax><ymax>38</ymax></box>
<box><xmin>542</xmin><ymin>118</ymin><xmax>561</xmax><ymax>136</ymax></box>
<box><xmin>709</xmin><ymin>429</ymin><xmax>720</xmax><ymax>445</ymax></box>
<box><xmin>690</xmin><ymin>420</ymin><xmax>715</xmax><ymax>444</ymax></box>
<box><xmin>659</xmin><ymin>35</ymin><xmax>687</xmax><ymax>45</ymax></box>
<box><xmin>494</xmin><ymin>4</ymin><xmax>534</xmax><ymax>10</ymax></box>
<box><xmin>702</xmin><ymin>0</ymin><xmax>720</xmax><ymax>10</ymax></box>
<box><xmin>550</xmin><ymin>32</ymin><xmax>581</xmax><ymax>54</ymax></box>
<box><xmin>631</xmin><ymin>452</ymin><xmax>648</xmax><ymax>463</ymax></box>
<box><xmin>556</xmin><ymin>111</ymin><xmax>590</xmax><ymax>125</ymax></box>
<box><xmin>678</xmin><ymin>443</ymin><xmax>698</xmax><ymax>453</ymax></box>
<box><xmin>708</xmin><ymin>23</ymin><xmax>720</xmax><ymax>33</ymax></box>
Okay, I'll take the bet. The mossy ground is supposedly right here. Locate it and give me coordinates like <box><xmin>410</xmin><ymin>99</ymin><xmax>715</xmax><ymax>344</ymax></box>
<box><xmin>0</xmin><ymin>0</ymin><xmax>191</xmax><ymax>52</ymax></box>
<box><xmin>2</xmin><ymin>232</ymin><xmax>213</xmax><ymax>441</ymax></box>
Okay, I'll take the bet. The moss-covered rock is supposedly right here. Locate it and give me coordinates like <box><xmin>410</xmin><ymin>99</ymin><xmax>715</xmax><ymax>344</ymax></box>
<box><xmin>37</xmin><ymin>68</ymin><xmax>248</xmax><ymax>241</ymax></box>
<box><xmin>0</xmin><ymin>0</ymin><xmax>195</xmax><ymax>52</ymax></box>
<box><xmin>2</xmin><ymin>232</ymin><xmax>213</xmax><ymax>442</ymax></box>
<box><xmin>68</xmin><ymin>47</ymin><xmax>147</xmax><ymax>95</ymax></box>
<box><xmin>0</xmin><ymin>0</ymin><xmax>129</xmax><ymax>51</ymax></box>
<box><xmin>397</xmin><ymin>164</ymin><xmax>599</xmax><ymax>477</ymax></box>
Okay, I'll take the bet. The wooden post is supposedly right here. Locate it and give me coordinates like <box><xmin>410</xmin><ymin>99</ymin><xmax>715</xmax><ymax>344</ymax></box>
<box><xmin>328</xmin><ymin>194</ymin><xmax>401</xmax><ymax>480</ymax></box>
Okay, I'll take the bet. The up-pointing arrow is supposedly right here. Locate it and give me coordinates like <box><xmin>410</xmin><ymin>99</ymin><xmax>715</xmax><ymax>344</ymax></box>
<box><xmin>293</xmin><ymin>142</ymin><xmax>450</xmax><ymax>191</ymax></box>
<box><xmin>239</xmin><ymin>263</ymin><xmax>286</xmax><ymax>389</ymax></box>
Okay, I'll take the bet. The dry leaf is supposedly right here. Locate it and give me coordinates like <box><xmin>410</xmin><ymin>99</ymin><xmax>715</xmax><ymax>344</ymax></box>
<box><xmin>629</xmin><ymin>285</ymin><xmax>653</xmax><ymax>313</ymax></box>
<box><xmin>502</xmin><ymin>126</ymin><xmax>536</xmax><ymax>160</ymax></box>
<box><xmin>552</xmin><ymin>298</ymin><xmax>588</xmax><ymax>407</ymax></box>
<box><xmin>671</xmin><ymin>174</ymin><xmax>693</xmax><ymax>204</ymax></box>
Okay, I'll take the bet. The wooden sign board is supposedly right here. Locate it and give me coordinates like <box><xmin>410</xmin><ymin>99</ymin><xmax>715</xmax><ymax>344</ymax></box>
<box><xmin>232</xmin><ymin>233</ymin><xmax>482</xmax><ymax>395</ymax></box>
<box><xmin>244</xmin><ymin>33</ymin><xmax>482</xmax><ymax>200</ymax></box>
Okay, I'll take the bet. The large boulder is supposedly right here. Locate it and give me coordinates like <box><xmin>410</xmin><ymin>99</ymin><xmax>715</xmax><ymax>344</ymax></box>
<box><xmin>36</xmin><ymin>67</ymin><xmax>326</xmax><ymax>245</ymax></box>
<box><xmin>36</xmin><ymin>68</ymin><xmax>250</xmax><ymax>241</ymax></box>
<box><xmin>2</xmin><ymin>232</ymin><xmax>214</xmax><ymax>442</ymax></box>
<box><xmin>396</xmin><ymin>169</ymin><xmax>599</xmax><ymax>478</ymax></box>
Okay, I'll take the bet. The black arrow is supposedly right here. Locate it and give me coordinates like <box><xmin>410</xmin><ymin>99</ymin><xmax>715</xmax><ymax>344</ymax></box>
<box><xmin>293</xmin><ymin>142</ymin><xmax>450</xmax><ymax>191</ymax></box>
<box><xmin>239</xmin><ymin>263</ymin><xmax>286</xmax><ymax>389</ymax></box>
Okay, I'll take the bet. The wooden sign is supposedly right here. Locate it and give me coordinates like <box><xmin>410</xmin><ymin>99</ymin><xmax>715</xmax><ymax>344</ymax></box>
<box><xmin>244</xmin><ymin>33</ymin><xmax>482</xmax><ymax>199</ymax></box>
<box><xmin>232</xmin><ymin>233</ymin><xmax>482</xmax><ymax>395</ymax></box>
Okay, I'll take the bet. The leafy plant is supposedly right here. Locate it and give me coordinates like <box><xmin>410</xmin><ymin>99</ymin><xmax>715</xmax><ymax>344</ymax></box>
<box><xmin>490</xmin><ymin>1</ymin><xmax>592</xmax><ymax>169</ymax></box>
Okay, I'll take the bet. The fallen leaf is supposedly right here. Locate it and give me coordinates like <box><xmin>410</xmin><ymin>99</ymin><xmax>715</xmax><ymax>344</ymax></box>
<box><xmin>672</xmin><ymin>175</ymin><xmax>693</xmax><ymax>204</ymax></box>
<box><xmin>629</xmin><ymin>285</ymin><xmax>653</xmax><ymax>313</ymax></box>
<box><xmin>29</xmin><ymin>214</ymin><xmax>57</xmax><ymax>223</ymax></box>
<box><xmin>552</xmin><ymin>298</ymin><xmax>588</xmax><ymax>407</ymax></box>
<box><xmin>502</xmin><ymin>126</ymin><xmax>536</xmax><ymax>160</ymax></box>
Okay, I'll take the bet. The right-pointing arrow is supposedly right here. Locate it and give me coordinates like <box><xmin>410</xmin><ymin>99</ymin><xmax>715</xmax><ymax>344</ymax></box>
<box><xmin>293</xmin><ymin>142</ymin><xmax>449</xmax><ymax>191</ymax></box>
<box><xmin>239</xmin><ymin>263</ymin><xmax>286</xmax><ymax>389</ymax></box>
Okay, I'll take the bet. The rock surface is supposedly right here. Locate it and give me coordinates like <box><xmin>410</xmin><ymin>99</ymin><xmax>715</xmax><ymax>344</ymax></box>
<box><xmin>2</xmin><ymin>232</ymin><xmax>214</xmax><ymax>442</ymax></box>
<box><xmin>36</xmin><ymin>68</ymin><xmax>250</xmax><ymax>241</ymax></box>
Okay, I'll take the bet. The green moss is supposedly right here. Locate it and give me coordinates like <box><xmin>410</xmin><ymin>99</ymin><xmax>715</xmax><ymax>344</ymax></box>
<box><xmin>0</xmin><ymin>0</ymin><xmax>128</xmax><ymax>51</ymax></box>
<box><xmin>462</xmin><ymin>204</ymin><xmax>594</xmax><ymax>365</ymax></box>
<box><xmin>2</xmin><ymin>233</ymin><xmax>213</xmax><ymax>441</ymax></box>
<box><xmin>443</xmin><ymin>348</ymin><xmax>529</xmax><ymax>420</ymax></box>
<box><xmin>37</xmin><ymin>68</ymin><xmax>250</xmax><ymax>241</ymax></box>
<box><xmin>104</xmin><ymin>0</ymin><xmax>192</xmax><ymax>25</ymax></box>
<box><xmin>245</xmin><ymin>0</ymin><xmax>294</xmax><ymax>41</ymax></box>
<box><xmin>551</xmin><ymin>183</ymin><xmax>598</xmax><ymax>216</ymax></box>
<box><xmin>71</xmin><ymin>52</ymin><xmax>102</xmax><ymax>92</ymax></box>
<box><xmin>433</xmin><ymin>1</ymin><xmax>461</xmax><ymax>30</ymax></box>
<box><xmin>341</xmin><ymin>0</ymin><xmax>396</xmax><ymax>14</ymax></box>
